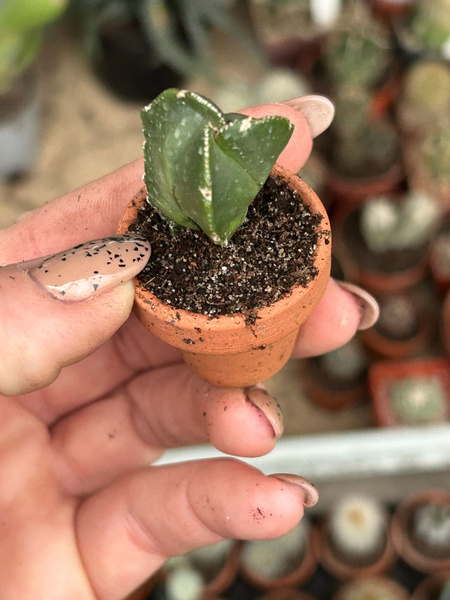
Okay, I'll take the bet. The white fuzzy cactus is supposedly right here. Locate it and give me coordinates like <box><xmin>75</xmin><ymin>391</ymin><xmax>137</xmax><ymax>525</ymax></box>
<box><xmin>413</xmin><ymin>502</ymin><xmax>450</xmax><ymax>552</ymax></box>
<box><xmin>328</xmin><ymin>495</ymin><xmax>386</xmax><ymax>558</ymax></box>
<box><xmin>165</xmin><ymin>565</ymin><xmax>204</xmax><ymax>600</ymax></box>
<box><xmin>360</xmin><ymin>192</ymin><xmax>440</xmax><ymax>254</ymax></box>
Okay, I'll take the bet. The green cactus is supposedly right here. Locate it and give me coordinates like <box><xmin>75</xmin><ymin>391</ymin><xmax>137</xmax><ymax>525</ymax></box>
<box><xmin>421</xmin><ymin>125</ymin><xmax>450</xmax><ymax>181</ymax></box>
<box><xmin>335</xmin><ymin>578</ymin><xmax>406</xmax><ymax>600</ymax></box>
<box><xmin>142</xmin><ymin>88</ymin><xmax>293</xmax><ymax>245</ymax></box>
<box><xmin>389</xmin><ymin>376</ymin><xmax>448</xmax><ymax>425</ymax></box>
<box><xmin>408</xmin><ymin>0</ymin><xmax>450</xmax><ymax>55</ymax></box>
<box><xmin>319</xmin><ymin>338</ymin><xmax>368</xmax><ymax>382</ymax></box>
<box><xmin>440</xmin><ymin>580</ymin><xmax>450</xmax><ymax>600</ymax></box>
<box><xmin>413</xmin><ymin>502</ymin><xmax>450</xmax><ymax>554</ymax></box>
<box><xmin>0</xmin><ymin>0</ymin><xmax>68</xmax><ymax>93</ymax></box>
<box><xmin>401</xmin><ymin>61</ymin><xmax>450</xmax><ymax>122</ymax></box>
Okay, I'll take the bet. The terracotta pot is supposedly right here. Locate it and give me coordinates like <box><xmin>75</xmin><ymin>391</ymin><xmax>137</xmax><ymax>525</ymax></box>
<box><xmin>332</xmin><ymin>203</ymin><xmax>429</xmax><ymax>295</ymax></box>
<box><xmin>238</xmin><ymin>523</ymin><xmax>320</xmax><ymax>592</ymax></box>
<box><xmin>300</xmin><ymin>354</ymin><xmax>369</xmax><ymax>412</ymax></box>
<box><xmin>318</xmin><ymin>510</ymin><xmax>397</xmax><ymax>580</ymax></box>
<box><xmin>429</xmin><ymin>221</ymin><xmax>450</xmax><ymax>296</ymax></box>
<box><xmin>442</xmin><ymin>291</ymin><xmax>450</xmax><ymax>357</ymax></box>
<box><xmin>412</xmin><ymin>571</ymin><xmax>450</xmax><ymax>600</ymax></box>
<box><xmin>332</xmin><ymin>576</ymin><xmax>410</xmax><ymax>600</ymax></box>
<box><xmin>360</xmin><ymin>293</ymin><xmax>432</xmax><ymax>360</ymax></box>
<box><xmin>262</xmin><ymin>590</ymin><xmax>316</xmax><ymax>600</ymax></box>
<box><xmin>194</xmin><ymin>541</ymin><xmax>240</xmax><ymax>600</ymax></box>
<box><xmin>368</xmin><ymin>357</ymin><xmax>450</xmax><ymax>427</ymax></box>
<box><xmin>370</xmin><ymin>0</ymin><xmax>415</xmax><ymax>20</ymax></box>
<box><xmin>117</xmin><ymin>164</ymin><xmax>331</xmax><ymax>388</ymax></box>
<box><xmin>391</xmin><ymin>490</ymin><xmax>450</xmax><ymax>574</ymax></box>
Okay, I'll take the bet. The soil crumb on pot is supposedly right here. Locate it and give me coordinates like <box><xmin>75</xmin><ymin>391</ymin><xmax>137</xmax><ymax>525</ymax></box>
<box><xmin>128</xmin><ymin>175</ymin><xmax>326</xmax><ymax>319</ymax></box>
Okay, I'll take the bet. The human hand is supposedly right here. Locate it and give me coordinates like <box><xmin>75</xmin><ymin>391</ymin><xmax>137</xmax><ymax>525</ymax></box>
<box><xmin>0</xmin><ymin>96</ymin><xmax>377</xmax><ymax>600</ymax></box>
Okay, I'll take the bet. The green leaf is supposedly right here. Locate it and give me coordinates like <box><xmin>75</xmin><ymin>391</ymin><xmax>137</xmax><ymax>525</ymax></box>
<box><xmin>141</xmin><ymin>88</ymin><xmax>224</xmax><ymax>230</ymax></box>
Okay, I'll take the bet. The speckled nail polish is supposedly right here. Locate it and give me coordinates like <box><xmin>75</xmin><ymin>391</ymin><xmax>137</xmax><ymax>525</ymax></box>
<box><xmin>245</xmin><ymin>386</ymin><xmax>284</xmax><ymax>439</ymax></box>
<box><xmin>24</xmin><ymin>235</ymin><xmax>151</xmax><ymax>301</ymax></box>
<box><xmin>270</xmin><ymin>474</ymin><xmax>319</xmax><ymax>508</ymax></box>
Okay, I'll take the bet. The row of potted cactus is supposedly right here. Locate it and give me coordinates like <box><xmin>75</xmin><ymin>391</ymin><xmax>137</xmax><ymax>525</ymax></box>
<box><xmin>128</xmin><ymin>489</ymin><xmax>450</xmax><ymax>600</ymax></box>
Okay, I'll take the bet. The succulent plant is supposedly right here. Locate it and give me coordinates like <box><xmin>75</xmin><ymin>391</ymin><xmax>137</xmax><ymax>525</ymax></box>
<box><xmin>183</xmin><ymin>539</ymin><xmax>234</xmax><ymax>581</ymax></box>
<box><xmin>400</xmin><ymin>61</ymin><xmax>450</xmax><ymax>127</ymax></box>
<box><xmin>412</xmin><ymin>502</ymin><xmax>450</xmax><ymax>555</ymax></box>
<box><xmin>359</xmin><ymin>191</ymin><xmax>440</xmax><ymax>254</ymax></box>
<box><xmin>319</xmin><ymin>338</ymin><xmax>368</xmax><ymax>382</ymax></box>
<box><xmin>407</xmin><ymin>0</ymin><xmax>450</xmax><ymax>57</ymax></box>
<box><xmin>376</xmin><ymin>295</ymin><xmax>420</xmax><ymax>341</ymax></box>
<box><xmin>141</xmin><ymin>88</ymin><xmax>293</xmax><ymax>245</ymax></box>
<box><xmin>388</xmin><ymin>376</ymin><xmax>448</xmax><ymax>425</ymax></box>
<box><xmin>0</xmin><ymin>0</ymin><xmax>68</xmax><ymax>93</ymax></box>
<box><xmin>328</xmin><ymin>495</ymin><xmax>387</xmax><ymax>561</ymax></box>
<box><xmin>334</xmin><ymin>577</ymin><xmax>408</xmax><ymax>600</ymax></box>
<box><xmin>164</xmin><ymin>564</ymin><xmax>204</xmax><ymax>600</ymax></box>
<box><xmin>421</xmin><ymin>124</ymin><xmax>450</xmax><ymax>181</ymax></box>
<box><xmin>240</xmin><ymin>520</ymin><xmax>309</xmax><ymax>579</ymax></box>
<box><xmin>324</xmin><ymin>1</ymin><xmax>391</xmax><ymax>89</ymax></box>
<box><xmin>440</xmin><ymin>580</ymin><xmax>450</xmax><ymax>600</ymax></box>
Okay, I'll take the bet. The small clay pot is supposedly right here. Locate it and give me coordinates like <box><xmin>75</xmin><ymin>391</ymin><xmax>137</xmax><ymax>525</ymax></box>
<box><xmin>429</xmin><ymin>222</ymin><xmax>450</xmax><ymax>295</ymax></box>
<box><xmin>368</xmin><ymin>357</ymin><xmax>450</xmax><ymax>427</ymax></box>
<box><xmin>370</xmin><ymin>0</ymin><xmax>415</xmax><ymax>20</ymax></box>
<box><xmin>117</xmin><ymin>164</ymin><xmax>331</xmax><ymax>388</ymax></box>
<box><xmin>332</xmin><ymin>576</ymin><xmax>410</xmax><ymax>600</ymax></box>
<box><xmin>262</xmin><ymin>590</ymin><xmax>316</xmax><ymax>600</ymax></box>
<box><xmin>318</xmin><ymin>511</ymin><xmax>397</xmax><ymax>580</ymax></box>
<box><xmin>391</xmin><ymin>490</ymin><xmax>450</xmax><ymax>574</ymax></box>
<box><xmin>238</xmin><ymin>523</ymin><xmax>320</xmax><ymax>592</ymax></box>
<box><xmin>360</xmin><ymin>293</ymin><xmax>432</xmax><ymax>360</ymax></box>
<box><xmin>442</xmin><ymin>291</ymin><xmax>450</xmax><ymax>356</ymax></box>
<box><xmin>411</xmin><ymin>571</ymin><xmax>450</xmax><ymax>600</ymax></box>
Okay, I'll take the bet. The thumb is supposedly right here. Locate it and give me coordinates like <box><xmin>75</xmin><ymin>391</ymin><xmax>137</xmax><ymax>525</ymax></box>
<box><xmin>0</xmin><ymin>235</ymin><xmax>151</xmax><ymax>396</ymax></box>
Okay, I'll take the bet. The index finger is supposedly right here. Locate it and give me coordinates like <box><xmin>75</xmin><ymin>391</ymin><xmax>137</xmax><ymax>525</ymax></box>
<box><xmin>0</xmin><ymin>102</ymin><xmax>317</xmax><ymax>265</ymax></box>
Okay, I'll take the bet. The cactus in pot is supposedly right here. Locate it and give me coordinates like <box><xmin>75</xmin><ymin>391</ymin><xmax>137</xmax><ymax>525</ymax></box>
<box><xmin>333</xmin><ymin>576</ymin><xmax>410</xmax><ymax>600</ymax></box>
<box><xmin>403</xmin><ymin>0</ymin><xmax>450</xmax><ymax>59</ymax></box>
<box><xmin>388</xmin><ymin>375</ymin><xmax>448</xmax><ymax>425</ymax></box>
<box><xmin>118</xmin><ymin>87</ymin><xmax>332</xmax><ymax>388</ymax></box>
<box><xmin>412</xmin><ymin>502</ymin><xmax>450</xmax><ymax>557</ymax></box>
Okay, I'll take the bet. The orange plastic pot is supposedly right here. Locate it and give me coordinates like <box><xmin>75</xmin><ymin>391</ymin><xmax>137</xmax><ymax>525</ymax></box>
<box><xmin>391</xmin><ymin>490</ymin><xmax>450</xmax><ymax>574</ymax></box>
<box><xmin>117</xmin><ymin>165</ymin><xmax>331</xmax><ymax>388</ymax></box>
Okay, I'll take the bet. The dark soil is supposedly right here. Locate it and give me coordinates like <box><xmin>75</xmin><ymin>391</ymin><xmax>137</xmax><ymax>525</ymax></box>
<box><xmin>127</xmin><ymin>175</ymin><xmax>327</xmax><ymax>318</ymax></box>
<box><xmin>343</xmin><ymin>209</ymin><xmax>427</xmax><ymax>273</ymax></box>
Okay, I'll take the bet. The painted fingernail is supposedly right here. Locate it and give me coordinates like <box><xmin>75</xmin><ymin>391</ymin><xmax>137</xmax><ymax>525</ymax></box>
<box><xmin>24</xmin><ymin>235</ymin><xmax>151</xmax><ymax>302</ymax></box>
<box><xmin>282</xmin><ymin>95</ymin><xmax>335</xmax><ymax>138</ymax></box>
<box><xmin>270</xmin><ymin>474</ymin><xmax>319</xmax><ymax>508</ymax></box>
<box><xmin>245</xmin><ymin>386</ymin><xmax>283</xmax><ymax>439</ymax></box>
<box><xmin>335</xmin><ymin>281</ymin><xmax>380</xmax><ymax>330</ymax></box>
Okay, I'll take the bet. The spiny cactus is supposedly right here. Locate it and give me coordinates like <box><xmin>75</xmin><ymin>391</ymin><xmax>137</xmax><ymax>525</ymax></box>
<box><xmin>324</xmin><ymin>1</ymin><xmax>390</xmax><ymax>89</ymax></box>
<box><xmin>319</xmin><ymin>338</ymin><xmax>368</xmax><ymax>382</ymax></box>
<box><xmin>377</xmin><ymin>295</ymin><xmax>420</xmax><ymax>341</ymax></box>
<box><xmin>359</xmin><ymin>191</ymin><xmax>440</xmax><ymax>254</ymax></box>
<box><xmin>401</xmin><ymin>61</ymin><xmax>450</xmax><ymax>122</ymax></box>
<box><xmin>389</xmin><ymin>376</ymin><xmax>448</xmax><ymax>424</ymax></box>
<box><xmin>0</xmin><ymin>0</ymin><xmax>68</xmax><ymax>93</ymax></box>
<box><xmin>413</xmin><ymin>502</ymin><xmax>450</xmax><ymax>554</ymax></box>
<box><xmin>335</xmin><ymin>577</ymin><xmax>407</xmax><ymax>600</ymax></box>
<box><xmin>421</xmin><ymin>125</ymin><xmax>450</xmax><ymax>181</ymax></box>
<box><xmin>142</xmin><ymin>88</ymin><xmax>293</xmax><ymax>246</ymax></box>
<box><xmin>408</xmin><ymin>0</ymin><xmax>450</xmax><ymax>57</ymax></box>
<box><xmin>164</xmin><ymin>565</ymin><xmax>204</xmax><ymax>600</ymax></box>
<box><xmin>240</xmin><ymin>520</ymin><xmax>309</xmax><ymax>579</ymax></box>
<box><xmin>328</xmin><ymin>495</ymin><xmax>387</xmax><ymax>560</ymax></box>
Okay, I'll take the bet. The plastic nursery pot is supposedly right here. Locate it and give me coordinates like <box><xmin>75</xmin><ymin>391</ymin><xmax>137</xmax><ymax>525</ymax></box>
<box><xmin>368</xmin><ymin>357</ymin><xmax>450</xmax><ymax>427</ymax></box>
<box><xmin>411</xmin><ymin>571</ymin><xmax>450</xmax><ymax>600</ymax></box>
<box><xmin>332</xmin><ymin>576</ymin><xmax>410</xmax><ymax>600</ymax></box>
<box><xmin>360</xmin><ymin>293</ymin><xmax>432</xmax><ymax>360</ymax></box>
<box><xmin>391</xmin><ymin>490</ymin><xmax>450</xmax><ymax>574</ymax></box>
<box><xmin>238</xmin><ymin>522</ymin><xmax>320</xmax><ymax>592</ymax></box>
<box><xmin>116</xmin><ymin>164</ymin><xmax>331</xmax><ymax>388</ymax></box>
<box><xmin>333</xmin><ymin>203</ymin><xmax>430</xmax><ymax>295</ymax></box>
<box><xmin>317</xmin><ymin>508</ymin><xmax>397</xmax><ymax>580</ymax></box>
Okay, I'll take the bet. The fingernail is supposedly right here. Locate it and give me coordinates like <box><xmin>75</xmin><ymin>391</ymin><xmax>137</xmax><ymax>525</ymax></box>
<box><xmin>245</xmin><ymin>386</ymin><xmax>284</xmax><ymax>439</ymax></box>
<box><xmin>23</xmin><ymin>235</ymin><xmax>151</xmax><ymax>302</ymax></box>
<box><xmin>270</xmin><ymin>474</ymin><xmax>319</xmax><ymax>508</ymax></box>
<box><xmin>282</xmin><ymin>95</ymin><xmax>335</xmax><ymax>138</ymax></box>
<box><xmin>335</xmin><ymin>281</ymin><xmax>380</xmax><ymax>330</ymax></box>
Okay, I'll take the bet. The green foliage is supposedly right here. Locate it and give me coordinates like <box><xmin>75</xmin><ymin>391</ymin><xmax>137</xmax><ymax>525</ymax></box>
<box><xmin>142</xmin><ymin>88</ymin><xmax>293</xmax><ymax>245</ymax></box>
<box><xmin>408</xmin><ymin>0</ymin><xmax>450</xmax><ymax>54</ymax></box>
<box><xmin>422</xmin><ymin>125</ymin><xmax>450</xmax><ymax>181</ymax></box>
<box><xmin>0</xmin><ymin>0</ymin><xmax>68</xmax><ymax>93</ymax></box>
<box><xmin>402</xmin><ymin>61</ymin><xmax>450</xmax><ymax>119</ymax></box>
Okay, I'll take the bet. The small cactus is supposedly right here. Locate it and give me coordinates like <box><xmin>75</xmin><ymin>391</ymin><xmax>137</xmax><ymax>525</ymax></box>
<box><xmin>141</xmin><ymin>88</ymin><xmax>293</xmax><ymax>245</ymax></box>
<box><xmin>328</xmin><ymin>495</ymin><xmax>387</xmax><ymax>560</ymax></box>
<box><xmin>376</xmin><ymin>295</ymin><xmax>420</xmax><ymax>341</ymax></box>
<box><xmin>388</xmin><ymin>376</ymin><xmax>448</xmax><ymax>425</ymax></box>
<box><xmin>359</xmin><ymin>191</ymin><xmax>440</xmax><ymax>254</ymax></box>
<box><xmin>240</xmin><ymin>520</ymin><xmax>309</xmax><ymax>580</ymax></box>
<box><xmin>421</xmin><ymin>125</ymin><xmax>450</xmax><ymax>181</ymax></box>
<box><xmin>440</xmin><ymin>580</ymin><xmax>450</xmax><ymax>600</ymax></box>
<box><xmin>412</xmin><ymin>502</ymin><xmax>450</xmax><ymax>555</ymax></box>
<box><xmin>319</xmin><ymin>338</ymin><xmax>368</xmax><ymax>382</ymax></box>
<box><xmin>401</xmin><ymin>61</ymin><xmax>450</xmax><ymax>125</ymax></box>
<box><xmin>324</xmin><ymin>2</ymin><xmax>390</xmax><ymax>88</ymax></box>
<box><xmin>334</xmin><ymin>577</ymin><xmax>408</xmax><ymax>600</ymax></box>
<box><xmin>164</xmin><ymin>565</ymin><xmax>204</xmax><ymax>600</ymax></box>
<box><xmin>408</xmin><ymin>0</ymin><xmax>450</xmax><ymax>57</ymax></box>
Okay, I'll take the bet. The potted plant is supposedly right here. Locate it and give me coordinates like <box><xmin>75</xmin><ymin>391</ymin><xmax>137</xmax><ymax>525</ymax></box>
<box><xmin>332</xmin><ymin>576</ymin><xmax>410</xmax><ymax>600</ymax></box>
<box><xmin>391</xmin><ymin>490</ymin><xmax>450</xmax><ymax>574</ymax></box>
<box><xmin>0</xmin><ymin>0</ymin><xmax>68</xmax><ymax>180</ymax></box>
<box><xmin>334</xmin><ymin>191</ymin><xmax>440</xmax><ymax>294</ymax></box>
<box><xmin>248</xmin><ymin>0</ymin><xmax>342</xmax><ymax>73</ymax></box>
<box><xmin>300</xmin><ymin>337</ymin><xmax>370</xmax><ymax>411</ymax></box>
<box><xmin>394</xmin><ymin>0</ymin><xmax>450</xmax><ymax>64</ymax></box>
<box><xmin>238</xmin><ymin>518</ymin><xmax>319</xmax><ymax>591</ymax></box>
<box><xmin>360</xmin><ymin>291</ymin><xmax>432</xmax><ymax>359</ymax></box>
<box><xmin>368</xmin><ymin>357</ymin><xmax>450</xmax><ymax>427</ymax></box>
<box><xmin>163</xmin><ymin>540</ymin><xmax>239</xmax><ymax>600</ymax></box>
<box><xmin>319</xmin><ymin>494</ymin><xmax>397</xmax><ymax>580</ymax></box>
<box><xmin>322</xmin><ymin>88</ymin><xmax>403</xmax><ymax>209</ymax></box>
<box><xmin>396</xmin><ymin>60</ymin><xmax>450</xmax><ymax>138</ymax></box>
<box><xmin>430</xmin><ymin>221</ymin><xmax>450</xmax><ymax>295</ymax></box>
<box><xmin>116</xmin><ymin>88</ymin><xmax>332</xmax><ymax>388</ymax></box>
<box><xmin>72</xmin><ymin>0</ymin><xmax>263</xmax><ymax>102</ymax></box>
